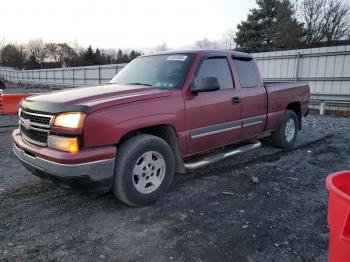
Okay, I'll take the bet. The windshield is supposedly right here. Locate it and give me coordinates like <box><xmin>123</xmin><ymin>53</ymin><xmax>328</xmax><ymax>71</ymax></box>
<box><xmin>110</xmin><ymin>54</ymin><xmax>194</xmax><ymax>89</ymax></box>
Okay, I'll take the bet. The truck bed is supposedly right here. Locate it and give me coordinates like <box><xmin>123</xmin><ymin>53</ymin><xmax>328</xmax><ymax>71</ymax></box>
<box><xmin>263</xmin><ymin>82</ymin><xmax>310</xmax><ymax>132</ymax></box>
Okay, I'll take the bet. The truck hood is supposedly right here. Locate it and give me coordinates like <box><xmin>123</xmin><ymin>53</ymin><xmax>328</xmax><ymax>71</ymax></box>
<box><xmin>21</xmin><ymin>84</ymin><xmax>172</xmax><ymax>113</ymax></box>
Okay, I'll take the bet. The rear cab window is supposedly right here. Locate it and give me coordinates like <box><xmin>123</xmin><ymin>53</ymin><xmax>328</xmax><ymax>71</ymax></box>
<box><xmin>196</xmin><ymin>57</ymin><xmax>234</xmax><ymax>90</ymax></box>
<box><xmin>232</xmin><ymin>57</ymin><xmax>258</xmax><ymax>88</ymax></box>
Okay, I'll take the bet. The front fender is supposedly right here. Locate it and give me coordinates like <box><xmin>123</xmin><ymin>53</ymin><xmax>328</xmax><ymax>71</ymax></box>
<box><xmin>83</xmin><ymin>98</ymin><xmax>185</xmax><ymax>148</ymax></box>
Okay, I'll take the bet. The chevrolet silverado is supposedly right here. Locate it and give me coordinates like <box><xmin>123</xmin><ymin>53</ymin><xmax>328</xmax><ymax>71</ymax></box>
<box><xmin>12</xmin><ymin>50</ymin><xmax>310</xmax><ymax>206</ymax></box>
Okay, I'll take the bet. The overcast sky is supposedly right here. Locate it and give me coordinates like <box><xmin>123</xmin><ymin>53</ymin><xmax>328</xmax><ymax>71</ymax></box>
<box><xmin>1</xmin><ymin>0</ymin><xmax>257</xmax><ymax>50</ymax></box>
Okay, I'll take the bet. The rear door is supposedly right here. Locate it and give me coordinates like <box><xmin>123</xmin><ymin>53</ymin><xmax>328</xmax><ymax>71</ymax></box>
<box><xmin>185</xmin><ymin>55</ymin><xmax>242</xmax><ymax>155</ymax></box>
<box><xmin>231</xmin><ymin>57</ymin><xmax>267</xmax><ymax>139</ymax></box>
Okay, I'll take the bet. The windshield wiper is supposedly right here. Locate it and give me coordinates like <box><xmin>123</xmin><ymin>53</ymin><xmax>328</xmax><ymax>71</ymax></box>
<box><xmin>126</xmin><ymin>82</ymin><xmax>153</xmax><ymax>86</ymax></box>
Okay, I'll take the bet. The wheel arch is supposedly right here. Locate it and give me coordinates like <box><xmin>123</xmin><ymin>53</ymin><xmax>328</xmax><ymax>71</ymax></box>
<box><xmin>286</xmin><ymin>102</ymin><xmax>301</xmax><ymax>130</ymax></box>
<box><xmin>117</xmin><ymin>124</ymin><xmax>185</xmax><ymax>173</ymax></box>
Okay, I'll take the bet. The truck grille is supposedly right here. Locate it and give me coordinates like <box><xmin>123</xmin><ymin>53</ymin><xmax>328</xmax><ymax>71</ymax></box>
<box><xmin>19</xmin><ymin>109</ymin><xmax>54</xmax><ymax>146</ymax></box>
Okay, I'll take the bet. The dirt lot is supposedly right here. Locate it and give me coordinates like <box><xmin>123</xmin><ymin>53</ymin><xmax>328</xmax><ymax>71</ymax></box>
<box><xmin>1</xmin><ymin>114</ymin><xmax>350</xmax><ymax>262</ymax></box>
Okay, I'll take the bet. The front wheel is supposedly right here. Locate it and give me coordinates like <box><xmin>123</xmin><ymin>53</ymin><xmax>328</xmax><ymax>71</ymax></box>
<box><xmin>271</xmin><ymin>110</ymin><xmax>299</xmax><ymax>149</ymax></box>
<box><xmin>112</xmin><ymin>134</ymin><xmax>175</xmax><ymax>206</ymax></box>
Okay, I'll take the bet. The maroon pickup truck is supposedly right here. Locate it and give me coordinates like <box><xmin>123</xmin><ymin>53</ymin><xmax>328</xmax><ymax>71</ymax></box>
<box><xmin>12</xmin><ymin>50</ymin><xmax>310</xmax><ymax>206</ymax></box>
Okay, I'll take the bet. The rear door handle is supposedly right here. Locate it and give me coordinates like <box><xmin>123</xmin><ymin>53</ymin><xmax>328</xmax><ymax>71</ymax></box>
<box><xmin>231</xmin><ymin>97</ymin><xmax>240</xmax><ymax>105</ymax></box>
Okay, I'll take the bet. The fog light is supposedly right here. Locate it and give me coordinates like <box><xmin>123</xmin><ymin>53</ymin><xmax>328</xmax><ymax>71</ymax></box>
<box><xmin>48</xmin><ymin>135</ymin><xmax>79</xmax><ymax>153</ymax></box>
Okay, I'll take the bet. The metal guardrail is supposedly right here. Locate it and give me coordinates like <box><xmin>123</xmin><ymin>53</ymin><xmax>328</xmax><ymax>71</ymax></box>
<box><xmin>263</xmin><ymin>77</ymin><xmax>350</xmax><ymax>82</ymax></box>
<box><xmin>310</xmin><ymin>93</ymin><xmax>350</xmax><ymax>115</ymax></box>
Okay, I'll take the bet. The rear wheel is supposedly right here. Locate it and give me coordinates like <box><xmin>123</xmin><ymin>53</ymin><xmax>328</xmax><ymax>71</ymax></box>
<box><xmin>271</xmin><ymin>110</ymin><xmax>298</xmax><ymax>149</ymax></box>
<box><xmin>112</xmin><ymin>134</ymin><xmax>175</xmax><ymax>206</ymax></box>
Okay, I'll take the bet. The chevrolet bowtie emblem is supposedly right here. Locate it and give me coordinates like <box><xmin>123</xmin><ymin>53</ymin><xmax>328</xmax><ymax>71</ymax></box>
<box><xmin>23</xmin><ymin>119</ymin><xmax>31</xmax><ymax>129</ymax></box>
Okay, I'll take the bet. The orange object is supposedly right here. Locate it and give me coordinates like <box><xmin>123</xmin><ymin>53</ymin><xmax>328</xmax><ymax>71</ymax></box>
<box><xmin>47</xmin><ymin>135</ymin><xmax>79</xmax><ymax>153</ymax></box>
<box><xmin>69</xmin><ymin>139</ymin><xmax>79</xmax><ymax>154</ymax></box>
<box><xmin>0</xmin><ymin>93</ymin><xmax>35</xmax><ymax>115</ymax></box>
<box><xmin>326</xmin><ymin>171</ymin><xmax>350</xmax><ymax>262</ymax></box>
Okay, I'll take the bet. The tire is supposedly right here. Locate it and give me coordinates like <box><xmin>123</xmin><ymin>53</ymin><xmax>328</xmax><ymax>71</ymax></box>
<box><xmin>112</xmin><ymin>134</ymin><xmax>175</xmax><ymax>206</ymax></box>
<box><xmin>271</xmin><ymin>110</ymin><xmax>299</xmax><ymax>149</ymax></box>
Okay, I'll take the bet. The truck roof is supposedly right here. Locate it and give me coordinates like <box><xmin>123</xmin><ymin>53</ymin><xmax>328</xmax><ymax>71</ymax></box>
<box><xmin>144</xmin><ymin>49</ymin><xmax>253</xmax><ymax>59</ymax></box>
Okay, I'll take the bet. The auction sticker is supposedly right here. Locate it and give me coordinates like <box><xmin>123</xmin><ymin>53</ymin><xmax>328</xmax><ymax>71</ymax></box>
<box><xmin>166</xmin><ymin>55</ymin><xmax>188</xmax><ymax>61</ymax></box>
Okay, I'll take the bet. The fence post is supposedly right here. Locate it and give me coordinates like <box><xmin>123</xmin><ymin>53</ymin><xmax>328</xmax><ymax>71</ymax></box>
<box><xmin>98</xmin><ymin>66</ymin><xmax>101</xmax><ymax>84</ymax></box>
<box><xmin>320</xmin><ymin>101</ymin><xmax>326</xmax><ymax>115</ymax></box>
<box><xmin>295</xmin><ymin>52</ymin><xmax>301</xmax><ymax>82</ymax></box>
<box><xmin>53</xmin><ymin>69</ymin><xmax>56</xmax><ymax>89</ymax></box>
<box><xmin>84</xmin><ymin>67</ymin><xmax>86</xmax><ymax>85</ymax></box>
<box><xmin>72</xmin><ymin>67</ymin><xmax>75</xmax><ymax>86</ymax></box>
<box><xmin>62</xmin><ymin>68</ymin><xmax>65</xmax><ymax>85</ymax></box>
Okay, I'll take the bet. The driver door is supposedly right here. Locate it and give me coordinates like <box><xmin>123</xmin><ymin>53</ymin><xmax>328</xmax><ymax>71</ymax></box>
<box><xmin>185</xmin><ymin>56</ymin><xmax>242</xmax><ymax>155</ymax></box>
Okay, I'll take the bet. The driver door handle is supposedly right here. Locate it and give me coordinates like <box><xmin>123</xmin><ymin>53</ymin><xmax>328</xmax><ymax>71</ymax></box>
<box><xmin>231</xmin><ymin>96</ymin><xmax>240</xmax><ymax>105</ymax></box>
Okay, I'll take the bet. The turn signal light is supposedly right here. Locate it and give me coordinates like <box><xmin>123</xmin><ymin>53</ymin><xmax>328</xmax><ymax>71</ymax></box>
<box><xmin>48</xmin><ymin>135</ymin><xmax>79</xmax><ymax>153</ymax></box>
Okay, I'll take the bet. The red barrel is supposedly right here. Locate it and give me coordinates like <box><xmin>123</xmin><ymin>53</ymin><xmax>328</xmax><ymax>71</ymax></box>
<box><xmin>0</xmin><ymin>93</ymin><xmax>35</xmax><ymax>115</ymax></box>
<box><xmin>326</xmin><ymin>171</ymin><xmax>350</xmax><ymax>262</ymax></box>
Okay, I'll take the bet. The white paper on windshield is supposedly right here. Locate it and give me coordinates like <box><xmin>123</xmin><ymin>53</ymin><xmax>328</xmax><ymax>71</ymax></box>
<box><xmin>166</xmin><ymin>55</ymin><xmax>188</xmax><ymax>61</ymax></box>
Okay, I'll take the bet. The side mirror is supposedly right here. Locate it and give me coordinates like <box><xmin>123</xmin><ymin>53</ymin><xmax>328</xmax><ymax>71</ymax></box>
<box><xmin>191</xmin><ymin>77</ymin><xmax>220</xmax><ymax>93</ymax></box>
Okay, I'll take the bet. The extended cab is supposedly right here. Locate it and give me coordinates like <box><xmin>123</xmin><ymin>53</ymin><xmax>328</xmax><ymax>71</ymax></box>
<box><xmin>12</xmin><ymin>50</ymin><xmax>310</xmax><ymax>206</ymax></box>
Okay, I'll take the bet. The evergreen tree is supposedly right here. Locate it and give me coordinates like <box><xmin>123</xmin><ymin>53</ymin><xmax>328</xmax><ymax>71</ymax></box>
<box><xmin>273</xmin><ymin>0</ymin><xmax>304</xmax><ymax>50</ymax></box>
<box><xmin>235</xmin><ymin>0</ymin><xmax>304</xmax><ymax>52</ymax></box>
<box><xmin>84</xmin><ymin>45</ymin><xmax>95</xmax><ymax>66</ymax></box>
<box><xmin>0</xmin><ymin>44</ymin><xmax>25</xmax><ymax>69</ymax></box>
<box><xmin>116</xmin><ymin>49</ymin><xmax>123</xmax><ymax>62</ymax></box>
<box><xmin>95</xmin><ymin>48</ymin><xmax>102</xmax><ymax>64</ymax></box>
<box><xmin>121</xmin><ymin>54</ymin><xmax>129</xmax><ymax>63</ymax></box>
<box><xmin>129</xmin><ymin>50</ymin><xmax>137</xmax><ymax>61</ymax></box>
<box><xmin>25</xmin><ymin>53</ymin><xmax>40</xmax><ymax>69</ymax></box>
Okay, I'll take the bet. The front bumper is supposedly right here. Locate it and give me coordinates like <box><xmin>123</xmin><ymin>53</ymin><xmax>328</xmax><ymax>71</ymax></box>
<box><xmin>12</xmin><ymin>129</ymin><xmax>116</xmax><ymax>192</ymax></box>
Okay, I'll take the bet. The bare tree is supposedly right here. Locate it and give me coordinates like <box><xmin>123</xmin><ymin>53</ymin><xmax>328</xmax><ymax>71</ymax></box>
<box><xmin>45</xmin><ymin>43</ymin><xmax>59</xmax><ymax>63</ymax></box>
<box><xmin>57</xmin><ymin>43</ymin><xmax>76</xmax><ymax>67</ymax></box>
<box><xmin>69</xmin><ymin>39</ymin><xmax>79</xmax><ymax>51</ymax></box>
<box><xmin>27</xmin><ymin>38</ymin><xmax>47</xmax><ymax>68</ymax></box>
<box><xmin>194</xmin><ymin>38</ymin><xmax>221</xmax><ymax>49</ymax></box>
<box><xmin>0</xmin><ymin>37</ymin><xmax>5</xmax><ymax>62</ymax></box>
<box><xmin>322</xmin><ymin>0</ymin><xmax>350</xmax><ymax>44</ymax></box>
<box><xmin>0</xmin><ymin>37</ymin><xmax>5</xmax><ymax>51</ymax></box>
<box><xmin>194</xmin><ymin>38</ymin><xmax>212</xmax><ymax>49</ymax></box>
<box><xmin>222</xmin><ymin>29</ymin><xmax>236</xmax><ymax>50</ymax></box>
<box><xmin>301</xmin><ymin>0</ymin><xmax>326</xmax><ymax>46</ymax></box>
<box><xmin>69</xmin><ymin>39</ymin><xmax>84</xmax><ymax>57</ymax></box>
<box><xmin>106</xmin><ymin>48</ymin><xmax>118</xmax><ymax>64</ymax></box>
<box><xmin>301</xmin><ymin>0</ymin><xmax>350</xmax><ymax>46</ymax></box>
<box><xmin>154</xmin><ymin>42</ymin><xmax>168</xmax><ymax>52</ymax></box>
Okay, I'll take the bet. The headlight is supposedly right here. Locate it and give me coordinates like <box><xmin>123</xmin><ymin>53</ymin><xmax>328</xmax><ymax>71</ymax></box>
<box><xmin>54</xmin><ymin>112</ymin><xmax>86</xmax><ymax>128</ymax></box>
<box><xmin>48</xmin><ymin>135</ymin><xmax>79</xmax><ymax>153</ymax></box>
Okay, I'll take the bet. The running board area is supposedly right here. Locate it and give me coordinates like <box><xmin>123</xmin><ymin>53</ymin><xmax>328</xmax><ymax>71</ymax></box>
<box><xmin>184</xmin><ymin>140</ymin><xmax>262</xmax><ymax>170</ymax></box>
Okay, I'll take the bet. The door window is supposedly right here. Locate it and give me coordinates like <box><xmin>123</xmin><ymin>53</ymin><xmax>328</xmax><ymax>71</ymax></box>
<box><xmin>196</xmin><ymin>57</ymin><xmax>234</xmax><ymax>90</ymax></box>
<box><xmin>232</xmin><ymin>58</ymin><xmax>258</xmax><ymax>88</ymax></box>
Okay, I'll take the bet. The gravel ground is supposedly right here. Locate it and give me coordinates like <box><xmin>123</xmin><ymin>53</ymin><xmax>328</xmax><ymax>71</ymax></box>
<box><xmin>1</xmin><ymin>115</ymin><xmax>350</xmax><ymax>262</ymax></box>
